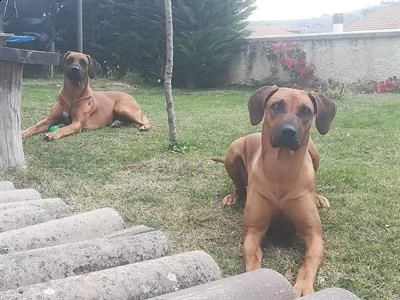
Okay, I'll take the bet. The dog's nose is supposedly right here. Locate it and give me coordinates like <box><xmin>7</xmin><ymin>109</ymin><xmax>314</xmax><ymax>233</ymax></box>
<box><xmin>71</xmin><ymin>65</ymin><xmax>80</xmax><ymax>71</ymax></box>
<box><xmin>271</xmin><ymin>123</ymin><xmax>300</xmax><ymax>151</ymax></box>
<box><xmin>280</xmin><ymin>124</ymin><xmax>297</xmax><ymax>137</ymax></box>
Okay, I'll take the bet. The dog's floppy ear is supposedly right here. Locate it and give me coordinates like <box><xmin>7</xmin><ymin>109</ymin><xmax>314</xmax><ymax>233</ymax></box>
<box><xmin>59</xmin><ymin>51</ymin><xmax>71</xmax><ymax>68</ymax></box>
<box><xmin>308</xmin><ymin>92</ymin><xmax>337</xmax><ymax>135</ymax></box>
<box><xmin>87</xmin><ymin>55</ymin><xmax>98</xmax><ymax>79</ymax></box>
<box><xmin>248</xmin><ymin>85</ymin><xmax>279</xmax><ymax>125</ymax></box>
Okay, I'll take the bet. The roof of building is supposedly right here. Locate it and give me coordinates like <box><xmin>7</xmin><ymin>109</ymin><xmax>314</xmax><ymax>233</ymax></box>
<box><xmin>345</xmin><ymin>2</ymin><xmax>400</xmax><ymax>31</ymax></box>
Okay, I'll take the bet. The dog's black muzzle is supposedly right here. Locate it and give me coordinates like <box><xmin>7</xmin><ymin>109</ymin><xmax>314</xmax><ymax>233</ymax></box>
<box><xmin>66</xmin><ymin>65</ymin><xmax>84</xmax><ymax>83</ymax></box>
<box><xmin>271</xmin><ymin>123</ymin><xmax>301</xmax><ymax>151</ymax></box>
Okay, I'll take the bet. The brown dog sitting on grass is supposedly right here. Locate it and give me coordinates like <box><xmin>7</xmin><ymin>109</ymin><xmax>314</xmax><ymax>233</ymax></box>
<box><xmin>213</xmin><ymin>86</ymin><xmax>336</xmax><ymax>296</ymax></box>
<box><xmin>21</xmin><ymin>51</ymin><xmax>151</xmax><ymax>140</ymax></box>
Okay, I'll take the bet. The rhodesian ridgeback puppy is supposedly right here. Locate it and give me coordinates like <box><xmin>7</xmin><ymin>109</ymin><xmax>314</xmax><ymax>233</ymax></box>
<box><xmin>213</xmin><ymin>86</ymin><xmax>336</xmax><ymax>296</ymax></box>
<box><xmin>21</xmin><ymin>51</ymin><xmax>150</xmax><ymax>140</ymax></box>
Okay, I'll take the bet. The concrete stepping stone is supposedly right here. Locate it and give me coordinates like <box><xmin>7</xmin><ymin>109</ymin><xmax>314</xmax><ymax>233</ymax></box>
<box><xmin>300</xmin><ymin>287</ymin><xmax>361</xmax><ymax>299</ymax></box>
<box><xmin>150</xmin><ymin>268</ymin><xmax>295</xmax><ymax>300</ymax></box>
<box><xmin>0</xmin><ymin>188</ymin><xmax>41</xmax><ymax>203</ymax></box>
<box><xmin>0</xmin><ymin>181</ymin><xmax>14</xmax><ymax>191</ymax></box>
<box><xmin>0</xmin><ymin>204</ymin><xmax>70</xmax><ymax>232</ymax></box>
<box><xmin>0</xmin><ymin>250</ymin><xmax>221</xmax><ymax>300</ymax></box>
<box><xmin>0</xmin><ymin>229</ymin><xmax>170</xmax><ymax>291</ymax></box>
<box><xmin>0</xmin><ymin>198</ymin><xmax>69</xmax><ymax>214</ymax></box>
<box><xmin>0</xmin><ymin>207</ymin><xmax>125</xmax><ymax>254</ymax></box>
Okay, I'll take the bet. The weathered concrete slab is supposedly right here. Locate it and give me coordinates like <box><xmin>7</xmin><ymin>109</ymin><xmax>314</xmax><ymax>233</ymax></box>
<box><xmin>0</xmin><ymin>207</ymin><xmax>125</xmax><ymax>254</ymax></box>
<box><xmin>0</xmin><ymin>198</ymin><xmax>69</xmax><ymax>215</ymax></box>
<box><xmin>0</xmin><ymin>204</ymin><xmax>70</xmax><ymax>232</ymax></box>
<box><xmin>0</xmin><ymin>181</ymin><xmax>14</xmax><ymax>191</ymax></box>
<box><xmin>0</xmin><ymin>230</ymin><xmax>170</xmax><ymax>291</ymax></box>
<box><xmin>0</xmin><ymin>188</ymin><xmax>41</xmax><ymax>203</ymax></box>
<box><xmin>0</xmin><ymin>250</ymin><xmax>221</xmax><ymax>300</ymax></box>
<box><xmin>300</xmin><ymin>287</ymin><xmax>361</xmax><ymax>299</ymax></box>
<box><xmin>150</xmin><ymin>268</ymin><xmax>295</xmax><ymax>300</ymax></box>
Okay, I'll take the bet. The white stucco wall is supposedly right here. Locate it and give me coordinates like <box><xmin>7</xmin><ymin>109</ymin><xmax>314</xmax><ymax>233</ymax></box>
<box><xmin>229</xmin><ymin>30</ymin><xmax>400</xmax><ymax>85</ymax></box>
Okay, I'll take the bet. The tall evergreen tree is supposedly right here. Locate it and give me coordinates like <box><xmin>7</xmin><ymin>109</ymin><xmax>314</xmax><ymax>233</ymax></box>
<box><xmin>173</xmin><ymin>0</ymin><xmax>255</xmax><ymax>87</ymax></box>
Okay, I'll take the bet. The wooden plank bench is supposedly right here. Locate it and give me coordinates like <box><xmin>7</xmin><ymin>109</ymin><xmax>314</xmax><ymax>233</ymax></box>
<box><xmin>0</xmin><ymin>46</ymin><xmax>60</xmax><ymax>170</ymax></box>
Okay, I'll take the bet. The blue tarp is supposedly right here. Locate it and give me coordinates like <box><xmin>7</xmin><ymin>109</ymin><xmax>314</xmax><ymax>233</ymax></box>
<box><xmin>6</xmin><ymin>35</ymin><xmax>37</xmax><ymax>43</ymax></box>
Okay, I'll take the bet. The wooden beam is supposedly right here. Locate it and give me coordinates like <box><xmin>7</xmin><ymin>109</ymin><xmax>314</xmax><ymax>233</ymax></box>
<box><xmin>0</xmin><ymin>62</ymin><xmax>25</xmax><ymax>169</ymax></box>
<box><xmin>0</xmin><ymin>47</ymin><xmax>60</xmax><ymax>66</ymax></box>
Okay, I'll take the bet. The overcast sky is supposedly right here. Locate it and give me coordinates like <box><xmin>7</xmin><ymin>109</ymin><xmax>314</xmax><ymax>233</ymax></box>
<box><xmin>250</xmin><ymin>0</ymin><xmax>384</xmax><ymax>21</ymax></box>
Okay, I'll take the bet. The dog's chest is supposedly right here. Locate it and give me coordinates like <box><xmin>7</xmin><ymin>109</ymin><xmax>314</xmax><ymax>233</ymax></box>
<box><xmin>251</xmin><ymin>156</ymin><xmax>315</xmax><ymax>202</ymax></box>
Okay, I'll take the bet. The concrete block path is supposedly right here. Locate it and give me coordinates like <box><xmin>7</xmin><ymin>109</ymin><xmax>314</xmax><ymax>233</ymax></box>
<box><xmin>0</xmin><ymin>181</ymin><xmax>360</xmax><ymax>299</ymax></box>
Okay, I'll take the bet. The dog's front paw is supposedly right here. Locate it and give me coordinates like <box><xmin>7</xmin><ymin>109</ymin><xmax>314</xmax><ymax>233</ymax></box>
<box><xmin>21</xmin><ymin>130</ymin><xmax>30</xmax><ymax>138</ymax></box>
<box><xmin>44</xmin><ymin>132</ymin><xmax>58</xmax><ymax>141</ymax></box>
<box><xmin>223</xmin><ymin>194</ymin><xmax>238</xmax><ymax>206</ymax></box>
<box><xmin>293</xmin><ymin>281</ymin><xmax>314</xmax><ymax>297</ymax></box>
<box><xmin>316</xmin><ymin>194</ymin><xmax>330</xmax><ymax>208</ymax></box>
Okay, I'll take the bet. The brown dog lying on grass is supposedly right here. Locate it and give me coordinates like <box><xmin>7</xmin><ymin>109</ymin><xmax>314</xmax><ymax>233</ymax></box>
<box><xmin>213</xmin><ymin>86</ymin><xmax>336</xmax><ymax>296</ymax></box>
<box><xmin>21</xmin><ymin>51</ymin><xmax>151</xmax><ymax>140</ymax></box>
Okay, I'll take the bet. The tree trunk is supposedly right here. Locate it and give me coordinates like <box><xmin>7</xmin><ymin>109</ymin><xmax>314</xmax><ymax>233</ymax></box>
<box><xmin>164</xmin><ymin>0</ymin><xmax>177</xmax><ymax>145</ymax></box>
<box><xmin>0</xmin><ymin>62</ymin><xmax>26</xmax><ymax>169</ymax></box>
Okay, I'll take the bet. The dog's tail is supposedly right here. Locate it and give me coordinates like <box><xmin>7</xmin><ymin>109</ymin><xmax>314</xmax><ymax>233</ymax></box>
<box><xmin>211</xmin><ymin>157</ymin><xmax>225</xmax><ymax>164</ymax></box>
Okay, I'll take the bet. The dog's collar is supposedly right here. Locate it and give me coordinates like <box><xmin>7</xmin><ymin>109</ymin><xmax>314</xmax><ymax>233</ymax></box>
<box><xmin>59</xmin><ymin>91</ymin><xmax>93</xmax><ymax>108</ymax></box>
<box><xmin>72</xmin><ymin>92</ymin><xmax>92</xmax><ymax>104</ymax></box>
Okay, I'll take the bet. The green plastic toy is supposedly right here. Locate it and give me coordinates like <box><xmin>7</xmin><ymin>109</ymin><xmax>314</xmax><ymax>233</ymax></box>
<box><xmin>49</xmin><ymin>125</ymin><xmax>60</xmax><ymax>132</ymax></box>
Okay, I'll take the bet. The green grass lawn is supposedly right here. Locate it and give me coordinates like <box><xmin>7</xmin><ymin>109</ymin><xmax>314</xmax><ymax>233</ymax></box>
<box><xmin>1</xmin><ymin>79</ymin><xmax>399</xmax><ymax>299</ymax></box>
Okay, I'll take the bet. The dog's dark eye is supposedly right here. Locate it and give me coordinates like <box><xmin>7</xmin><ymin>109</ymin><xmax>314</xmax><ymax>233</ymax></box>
<box><xmin>79</xmin><ymin>59</ymin><xmax>87</xmax><ymax>67</ymax></box>
<box><xmin>270</xmin><ymin>101</ymin><xmax>283</xmax><ymax>113</ymax></box>
<box><xmin>299</xmin><ymin>106</ymin><xmax>312</xmax><ymax>117</ymax></box>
